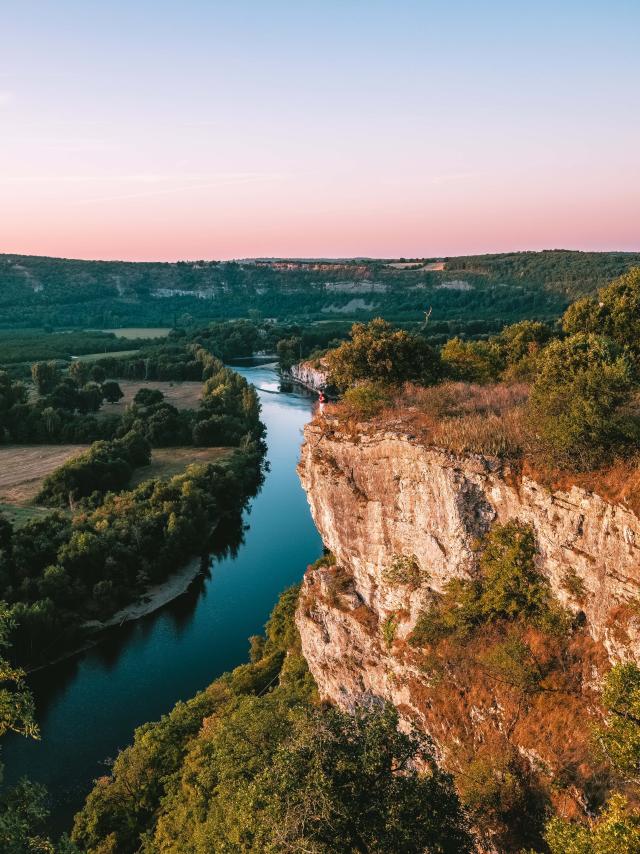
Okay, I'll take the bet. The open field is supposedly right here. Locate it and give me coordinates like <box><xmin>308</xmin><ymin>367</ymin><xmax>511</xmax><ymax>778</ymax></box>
<box><xmin>93</xmin><ymin>327</ymin><xmax>171</xmax><ymax>339</ymax></box>
<box><xmin>0</xmin><ymin>502</ymin><xmax>58</xmax><ymax>528</ymax></box>
<box><xmin>0</xmin><ymin>444</ymin><xmax>231</xmax><ymax>526</ymax></box>
<box><xmin>0</xmin><ymin>445</ymin><xmax>86</xmax><ymax>504</ymax></box>
<box><xmin>77</xmin><ymin>348</ymin><xmax>140</xmax><ymax>361</ymax></box>
<box><xmin>129</xmin><ymin>446</ymin><xmax>232</xmax><ymax>486</ymax></box>
<box><xmin>101</xmin><ymin>380</ymin><xmax>203</xmax><ymax>415</ymax></box>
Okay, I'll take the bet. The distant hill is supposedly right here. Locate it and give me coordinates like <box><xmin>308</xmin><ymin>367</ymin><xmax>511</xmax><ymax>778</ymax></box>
<box><xmin>0</xmin><ymin>250</ymin><xmax>638</xmax><ymax>332</ymax></box>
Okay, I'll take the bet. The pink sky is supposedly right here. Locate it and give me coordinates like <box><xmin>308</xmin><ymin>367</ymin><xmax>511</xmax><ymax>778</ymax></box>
<box><xmin>1</xmin><ymin>1</ymin><xmax>639</xmax><ymax>261</ymax></box>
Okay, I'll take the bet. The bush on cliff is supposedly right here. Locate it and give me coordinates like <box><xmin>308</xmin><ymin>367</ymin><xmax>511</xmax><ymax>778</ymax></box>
<box><xmin>327</xmin><ymin>318</ymin><xmax>441</xmax><ymax>391</ymax></box>
<box><xmin>409</xmin><ymin>521</ymin><xmax>558</xmax><ymax>646</ymax></box>
<box><xmin>526</xmin><ymin>333</ymin><xmax>639</xmax><ymax>470</ymax></box>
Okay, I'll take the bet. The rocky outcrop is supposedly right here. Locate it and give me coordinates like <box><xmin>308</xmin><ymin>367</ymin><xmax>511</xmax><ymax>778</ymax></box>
<box><xmin>297</xmin><ymin>420</ymin><xmax>640</xmax><ymax>664</ymax></box>
<box><xmin>289</xmin><ymin>360</ymin><xmax>329</xmax><ymax>392</ymax></box>
<box><xmin>295</xmin><ymin>417</ymin><xmax>640</xmax><ymax>840</ymax></box>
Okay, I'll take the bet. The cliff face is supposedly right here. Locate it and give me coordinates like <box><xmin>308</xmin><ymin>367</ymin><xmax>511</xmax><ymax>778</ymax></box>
<box><xmin>295</xmin><ymin>418</ymin><xmax>640</xmax><ymax>840</ymax></box>
<box><xmin>290</xmin><ymin>360</ymin><xmax>328</xmax><ymax>391</ymax></box>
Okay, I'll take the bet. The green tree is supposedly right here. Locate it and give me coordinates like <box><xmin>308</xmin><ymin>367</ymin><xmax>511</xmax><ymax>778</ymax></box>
<box><xmin>327</xmin><ymin>318</ymin><xmax>441</xmax><ymax>391</ymax></box>
<box><xmin>563</xmin><ymin>267</ymin><xmax>640</xmax><ymax>359</ymax></box>
<box><xmin>90</xmin><ymin>365</ymin><xmax>107</xmax><ymax>384</ymax></box>
<box><xmin>153</xmin><ymin>702</ymin><xmax>471</xmax><ymax>854</ymax></box>
<box><xmin>31</xmin><ymin>361</ymin><xmax>61</xmax><ymax>395</ymax></box>
<box><xmin>68</xmin><ymin>361</ymin><xmax>90</xmax><ymax>386</ymax></box>
<box><xmin>101</xmin><ymin>381</ymin><xmax>123</xmax><ymax>403</ymax></box>
<box><xmin>276</xmin><ymin>336</ymin><xmax>301</xmax><ymax>371</ymax></box>
<box><xmin>527</xmin><ymin>333</ymin><xmax>638</xmax><ymax>470</ymax></box>
<box><xmin>544</xmin><ymin>794</ymin><xmax>640</xmax><ymax>854</ymax></box>
<box><xmin>595</xmin><ymin>662</ymin><xmax>640</xmax><ymax>782</ymax></box>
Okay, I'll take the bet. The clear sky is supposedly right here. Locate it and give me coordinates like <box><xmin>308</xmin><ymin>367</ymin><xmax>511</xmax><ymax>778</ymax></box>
<box><xmin>1</xmin><ymin>1</ymin><xmax>638</xmax><ymax>261</ymax></box>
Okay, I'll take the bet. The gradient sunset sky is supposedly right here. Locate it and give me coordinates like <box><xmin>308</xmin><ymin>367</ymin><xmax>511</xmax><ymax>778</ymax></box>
<box><xmin>2</xmin><ymin>1</ymin><xmax>639</xmax><ymax>261</ymax></box>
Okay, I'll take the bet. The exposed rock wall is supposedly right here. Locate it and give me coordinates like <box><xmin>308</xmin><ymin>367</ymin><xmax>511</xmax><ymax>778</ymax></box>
<box><xmin>297</xmin><ymin>421</ymin><xmax>640</xmax><ymax>668</ymax></box>
<box><xmin>295</xmin><ymin>418</ymin><xmax>640</xmax><ymax>841</ymax></box>
<box><xmin>289</xmin><ymin>360</ymin><xmax>328</xmax><ymax>392</ymax></box>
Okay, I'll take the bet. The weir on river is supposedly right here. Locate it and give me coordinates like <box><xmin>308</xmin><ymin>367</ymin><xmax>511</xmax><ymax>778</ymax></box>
<box><xmin>3</xmin><ymin>364</ymin><xmax>323</xmax><ymax>835</ymax></box>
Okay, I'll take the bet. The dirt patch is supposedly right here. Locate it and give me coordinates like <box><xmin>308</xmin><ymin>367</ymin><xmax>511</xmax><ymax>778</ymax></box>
<box><xmin>0</xmin><ymin>445</ymin><xmax>86</xmax><ymax>504</ymax></box>
<box><xmin>100</xmin><ymin>380</ymin><xmax>203</xmax><ymax>416</ymax></box>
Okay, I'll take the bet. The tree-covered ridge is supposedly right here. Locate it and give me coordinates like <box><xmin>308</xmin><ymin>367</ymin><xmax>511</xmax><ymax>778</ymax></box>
<box><xmin>1</xmin><ymin>249</ymin><xmax>638</xmax><ymax>329</ymax></box>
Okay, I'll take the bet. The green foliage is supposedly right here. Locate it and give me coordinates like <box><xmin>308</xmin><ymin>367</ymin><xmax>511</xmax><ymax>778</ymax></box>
<box><xmin>479</xmin><ymin>632</ymin><xmax>542</xmax><ymax>692</ymax></box>
<box><xmin>457</xmin><ymin>748</ymin><xmax>538</xmax><ymax>844</ymax></box>
<box><xmin>3</xmin><ymin>446</ymin><xmax>264</xmax><ymax>665</ymax></box>
<box><xmin>410</xmin><ymin>522</ymin><xmax>553</xmax><ymax>646</ymax></box>
<box><xmin>31</xmin><ymin>361</ymin><xmax>61</xmax><ymax>395</ymax></box>
<box><xmin>157</xmin><ymin>703</ymin><xmax>468</xmax><ymax>854</ymax></box>
<box><xmin>381</xmin><ymin>613</ymin><xmax>399</xmax><ymax>648</ymax></box>
<box><xmin>327</xmin><ymin>318</ymin><xmax>441</xmax><ymax>390</ymax></box>
<box><xmin>382</xmin><ymin>553</ymin><xmax>424</xmax><ymax>587</ymax></box>
<box><xmin>595</xmin><ymin>662</ymin><xmax>640</xmax><ymax>782</ymax></box>
<box><xmin>276</xmin><ymin>336</ymin><xmax>301</xmax><ymax>371</ymax></box>
<box><xmin>527</xmin><ymin>333</ymin><xmax>639</xmax><ymax>470</ymax></box>
<box><xmin>495</xmin><ymin>319</ymin><xmax>552</xmax><ymax>381</ymax></box>
<box><xmin>133</xmin><ymin>387</ymin><xmax>164</xmax><ymax>407</ymax></box>
<box><xmin>544</xmin><ymin>793</ymin><xmax>640</xmax><ymax>854</ymax></box>
<box><xmin>342</xmin><ymin>380</ymin><xmax>392</xmax><ymax>418</ymax></box>
<box><xmin>0</xmin><ymin>603</ymin><xmax>38</xmax><ymax>741</ymax></box>
<box><xmin>441</xmin><ymin>337</ymin><xmax>502</xmax><ymax>383</ymax></box>
<box><xmin>100</xmin><ymin>381</ymin><xmax>123</xmax><ymax>403</ymax></box>
<box><xmin>36</xmin><ymin>432</ymin><xmax>152</xmax><ymax>508</ymax></box>
<box><xmin>72</xmin><ymin>585</ymin><xmax>470</xmax><ymax>854</ymax></box>
<box><xmin>563</xmin><ymin>267</ymin><xmax>640</xmax><ymax>359</ymax></box>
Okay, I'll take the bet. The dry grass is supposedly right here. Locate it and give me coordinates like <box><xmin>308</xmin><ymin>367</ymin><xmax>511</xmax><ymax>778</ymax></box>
<box><xmin>129</xmin><ymin>447</ymin><xmax>232</xmax><ymax>486</ymax></box>
<box><xmin>100</xmin><ymin>380</ymin><xmax>203</xmax><ymax>416</ymax></box>
<box><xmin>523</xmin><ymin>457</ymin><xmax>640</xmax><ymax>516</ymax></box>
<box><xmin>328</xmin><ymin>382</ymin><xmax>531</xmax><ymax>459</ymax></box>
<box><xmin>0</xmin><ymin>445</ymin><xmax>86</xmax><ymax>503</ymax></box>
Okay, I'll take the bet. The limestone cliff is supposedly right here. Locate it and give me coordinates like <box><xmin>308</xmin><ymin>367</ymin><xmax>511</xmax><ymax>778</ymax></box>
<box><xmin>295</xmin><ymin>416</ymin><xmax>640</xmax><ymax>843</ymax></box>
<box><xmin>290</xmin><ymin>360</ymin><xmax>328</xmax><ymax>392</ymax></box>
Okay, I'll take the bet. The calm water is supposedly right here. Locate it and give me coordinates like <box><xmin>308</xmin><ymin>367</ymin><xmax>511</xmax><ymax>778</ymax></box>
<box><xmin>3</xmin><ymin>365</ymin><xmax>323</xmax><ymax>834</ymax></box>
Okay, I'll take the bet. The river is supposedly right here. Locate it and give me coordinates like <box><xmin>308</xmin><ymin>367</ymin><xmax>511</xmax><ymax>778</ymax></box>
<box><xmin>3</xmin><ymin>364</ymin><xmax>323</xmax><ymax>835</ymax></box>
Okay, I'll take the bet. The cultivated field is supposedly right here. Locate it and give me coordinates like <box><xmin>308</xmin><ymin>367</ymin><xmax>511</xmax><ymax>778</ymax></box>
<box><xmin>100</xmin><ymin>380</ymin><xmax>203</xmax><ymax>415</ymax></box>
<box><xmin>0</xmin><ymin>444</ymin><xmax>231</xmax><ymax>526</ymax></box>
<box><xmin>0</xmin><ymin>445</ymin><xmax>85</xmax><ymax>504</ymax></box>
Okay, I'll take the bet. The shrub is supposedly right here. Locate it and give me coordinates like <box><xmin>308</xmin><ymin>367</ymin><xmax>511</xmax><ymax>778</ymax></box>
<box><xmin>342</xmin><ymin>381</ymin><xmax>391</xmax><ymax>419</ymax></box>
<box><xmin>441</xmin><ymin>337</ymin><xmax>502</xmax><ymax>383</ymax></box>
<box><xmin>382</xmin><ymin>553</ymin><xmax>424</xmax><ymax>588</ymax></box>
<box><xmin>409</xmin><ymin>522</ymin><xmax>553</xmax><ymax>647</ymax></box>
<box><xmin>133</xmin><ymin>387</ymin><xmax>165</xmax><ymax>407</ymax></box>
<box><xmin>381</xmin><ymin>613</ymin><xmax>399</xmax><ymax>648</ymax></box>
<box><xmin>545</xmin><ymin>794</ymin><xmax>640</xmax><ymax>853</ymax></box>
<box><xmin>527</xmin><ymin>333</ymin><xmax>639</xmax><ymax>470</ymax></box>
<box><xmin>562</xmin><ymin>267</ymin><xmax>640</xmax><ymax>359</ymax></box>
<box><xmin>595</xmin><ymin>662</ymin><xmax>640</xmax><ymax>781</ymax></box>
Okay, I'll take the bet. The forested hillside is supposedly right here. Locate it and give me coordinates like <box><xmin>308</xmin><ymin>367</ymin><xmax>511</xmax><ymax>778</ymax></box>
<box><xmin>1</xmin><ymin>250</ymin><xmax>638</xmax><ymax>331</ymax></box>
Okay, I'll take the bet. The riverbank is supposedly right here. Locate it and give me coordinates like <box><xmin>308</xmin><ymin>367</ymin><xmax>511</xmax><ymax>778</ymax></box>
<box><xmin>84</xmin><ymin>556</ymin><xmax>205</xmax><ymax>631</ymax></box>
